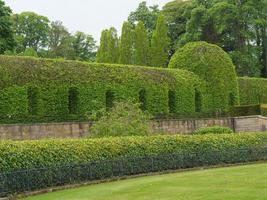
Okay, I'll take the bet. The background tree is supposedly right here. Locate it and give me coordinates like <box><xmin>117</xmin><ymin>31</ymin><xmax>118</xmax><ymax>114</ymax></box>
<box><xmin>162</xmin><ymin>0</ymin><xmax>193</xmax><ymax>55</ymax></box>
<box><xmin>18</xmin><ymin>47</ymin><xmax>38</xmax><ymax>57</ymax></box>
<box><xmin>71</xmin><ymin>31</ymin><xmax>97</xmax><ymax>61</ymax></box>
<box><xmin>128</xmin><ymin>1</ymin><xmax>160</xmax><ymax>35</ymax></box>
<box><xmin>163</xmin><ymin>0</ymin><xmax>267</xmax><ymax>77</ymax></box>
<box><xmin>48</xmin><ymin>21</ymin><xmax>71</xmax><ymax>58</ymax></box>
<box><xmin>96</xmin><ymin>27</ymin><xmax>119</xmax><ymax>64</ymax></box>
<box><xmin>0</xmin><ymin>0</ymin><xmax>15</xmax><ymax>54</ymax></box>
<box><xmin>96</xmin><ymin>29</ymin><xmax>109</xmax><ymax>63</ymax></box>
<box><xmin>119</xmin><ymin>22</ymin><xmax>133</xmax><ymax>64</ymax></box>
<box><xmin>12</xmin><ymin>12</ymin><xmax>50</xmax><ymax>53</ymax></box>
<box><xmin>107</xmin><ymin>27</ymin><xmax>119</xmax><ymax>63</ymax></box>
<box><xmin>133</xmin><ymin>21</ymin><xmax>150</xmax><ymax>66</ymax></box>
<box><xmin>150</xmin><ymin>14</ymin><xmax>170</xmax><ymax>67</ymax></box>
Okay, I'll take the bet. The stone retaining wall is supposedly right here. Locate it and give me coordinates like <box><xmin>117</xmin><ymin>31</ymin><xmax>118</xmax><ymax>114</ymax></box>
<box><xmin>0</xmin><ymin>116</ymin><xmax>266</xmax><ymax>140</ymax></box>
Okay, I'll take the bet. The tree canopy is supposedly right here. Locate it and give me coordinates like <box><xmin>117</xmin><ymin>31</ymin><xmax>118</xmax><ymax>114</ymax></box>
<box><xmin>163</xmin><ymin>0</ymin><xmax>267</xmax><ymax>77</ymax></box>
<box><xmin>128</xmin><ymin>1</ymin><xmax>160</xmax><ymax>35</ymax></box>
<box><xmin>0</xmin><ymin>0</ymin><xmax>15</xmax><ymax>53</ymax></box>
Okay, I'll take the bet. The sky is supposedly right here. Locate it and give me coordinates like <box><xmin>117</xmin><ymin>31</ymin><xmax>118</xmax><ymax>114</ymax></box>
<box><xmin>4</xmin><ymin>0</ymin><xmax>170</xmax><ymax>42</ymax></box>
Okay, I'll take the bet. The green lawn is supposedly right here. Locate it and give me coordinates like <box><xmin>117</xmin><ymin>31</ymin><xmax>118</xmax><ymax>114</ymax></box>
<box><xmin>24</xmin><ymin>163</ymin><xmax>267</xmax><ymax>200</ymax></box>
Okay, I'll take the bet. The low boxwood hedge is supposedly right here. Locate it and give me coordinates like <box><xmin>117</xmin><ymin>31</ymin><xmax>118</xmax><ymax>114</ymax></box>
<box><xmin>1</xmin><ymin>134</ymin><xmax>267</xmax><ymax>196</ymax></box>
<box><xmin>1</xmin><ymin>134</ymin><xmax>267</xmax><ymax>173</ymax></box>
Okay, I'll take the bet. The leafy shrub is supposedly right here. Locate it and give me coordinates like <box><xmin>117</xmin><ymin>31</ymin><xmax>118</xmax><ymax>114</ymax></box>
<box><xmin>90</xmin><ymin>101</ymin><xmax>151</xmax><ymax>137</ymax></box>
<box><xmin>169</xmin><ymin>41</ymin><xmax>239</xmax><ymax>112</ymax></box>
<box><xmin>193</xmin><ymin>126</ymin><xmax>234</xmax><ymax>135</ymax></box>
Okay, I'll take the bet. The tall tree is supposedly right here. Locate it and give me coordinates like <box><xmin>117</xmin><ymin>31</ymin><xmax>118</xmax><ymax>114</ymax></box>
<box><xmin>150</xmin><ymin>15</ymin><xmax>170</xmax><ymax>67</ymax></box>
<box><xmin>162</xmin><ymin>0</ymin><xmax>193</xmax><ymax>55</ymax></box>
<box><xmin>119</xmin><ymin>22</ymin><xmax>133</xmax><ymax>64</ymax></box>
<box><xmin>0</xmin><ymin>0</ymin><xmax>15</xmax><ymax>54</ymax></box>
<box><xmin>72</xmin><ymin>31</ymin><xmax>97</xmax><ymax>62</ymax></box>
<box><xmin>163</xmin><ymin>0</ymin><xmax>267</xmax><ymax>77</ymax></box>
<box><xmin>48</xmin><ymin>21</ymin><xmax>70</xmax><ymax>57</ymax></box>
<box><xmin>12</xmin><ymin>12</ymin><xmax>50</xmax><ymax>52</ymax></box>
<box><xmin>128</xmin><ymin>1</ymin><xmax>160</xmax><ymax>35</ymax></box>
<box><xmin>133</xmin><ymin>21</ymin><xmax>150</xmax><ymax>66</ymax></box>
<box><xmin>96</xmin><ymin>29</ymin><xmax>109</xmax><ymax>63</ymax></box>
<box><xmin>106</xmin><ymin>27</ymin><xmax>119</xmax><ymax>63</ymax></box>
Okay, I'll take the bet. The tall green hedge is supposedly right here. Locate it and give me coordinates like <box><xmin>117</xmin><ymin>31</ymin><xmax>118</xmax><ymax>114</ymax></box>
<box><xmin>0</xmin><ymin>56</ymin><xmax>207</xmax><ymax>122</ymax></box>
<box><xmin>238</xmin><ymin>77</ymin><xmax>267</xmax><ymax>105</ymax></box>
<box><xmin>0</xmin><ymin>134</ymin><xmax>266</xmax><ymax>172</ymax></box>
<box><xmin>169</xmin><ymin>42</ymin><xmax>239</xmax><ymax>112</ymax></box>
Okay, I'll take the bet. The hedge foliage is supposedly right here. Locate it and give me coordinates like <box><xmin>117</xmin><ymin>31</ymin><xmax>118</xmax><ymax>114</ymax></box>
<box><xmin>0</xmin><ymin>55</ymin><xmax>208</xmax><ymax>123</ymax></box>
<box><xmin>238</xmin><ymin>77</ymin><xmax>267</xmax><ymax>105</ymax></box>
<box><xmin>261</xmin><ymin>104</ymin><xmax>267</xmax><ymax>117</ymax></box>
<box><xmin>229</xmin><ymin>104</ymin><xmax>261</xmax><ymax>116</ymax></box>
<box><xmin>0</xmin><ymin>133</ymin><xmax>267</xmax><ymax>173</ymax></box>
<box><xmin>169</xmin><ymin>41</ymin><xmax>239</xmax><ymax>112</ymax></box>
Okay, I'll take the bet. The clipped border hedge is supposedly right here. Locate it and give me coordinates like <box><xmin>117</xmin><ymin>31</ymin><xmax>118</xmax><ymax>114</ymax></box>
<box><xmin>1</xmin><ymin>134</ymin><xmax>267</xmax><ymax>196</ymax></box>
<box><xmin>0</xmin><ymin>56</ymin><xmax>208</xmax><ymax>123</ymax></box>
<box><xmin>1</xmin><ymin>133</ymin><xmax>267</xmax><ymax>172</ymax></box>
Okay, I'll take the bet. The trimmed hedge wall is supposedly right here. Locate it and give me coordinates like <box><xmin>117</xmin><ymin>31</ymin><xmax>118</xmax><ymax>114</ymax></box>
<box><xmin>1</xmin><ymin>134</ymin><xmax>267</xmax><ymax>173</ymax></box>
<box><xmin>169</xmin><ymin>42</ymin><xmax>240</xmax><ymax>112</ymax></box>
<box><xmin>0</xmin><ymin>56</ymin><xmax>208</xmax><ymax>123</ymax></box>
<box><xmin>238</xmin><ymin>77</ymin><xmax>267</xmax><ymax>105</ymax></box>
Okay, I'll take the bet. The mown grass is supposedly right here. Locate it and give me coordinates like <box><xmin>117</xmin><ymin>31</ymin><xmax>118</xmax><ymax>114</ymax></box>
<box><xmin>24</xmin><ymin>163</ymin><xmax>267</xmax><ymax>200</ymax></box>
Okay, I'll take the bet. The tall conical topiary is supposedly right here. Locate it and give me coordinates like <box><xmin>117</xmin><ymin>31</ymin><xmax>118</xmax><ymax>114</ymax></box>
<box><xmin>150</xmin><ymin>14</ymin><xmax>170</xmax><ymax>67</ymax></box>
<box><xmin>96</xmin><ymin>29</ymin><xmax>109</xmax><ymax>63</ymax></box>
<box><xmin>133</xmin><ymin>21</ymin><xmax>150</xmax><ymax>66</ymax></box>
<box><xmin>119</xmin><ymin>22</ymin><xmax>133</xmax><ymax>64</ymax></box>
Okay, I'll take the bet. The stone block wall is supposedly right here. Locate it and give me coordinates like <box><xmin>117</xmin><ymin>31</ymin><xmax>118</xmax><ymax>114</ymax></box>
<box><xmin>0</xmin><ymin>116</ymin><xmax>266</xmax><ymax>140</ymax></box>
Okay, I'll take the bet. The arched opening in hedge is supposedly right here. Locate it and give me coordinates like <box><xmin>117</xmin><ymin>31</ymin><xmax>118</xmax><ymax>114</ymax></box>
<box><xmin>27</xmin><ymin>87</ymin><xmax>39</xmax><ymax>115</ymax></box>
<box><xmin>168</xmin><ymin>90</ymin><xmax>176</xmax><ymax>113</ymax></box>
<box><xmin>195</xmin><ymin>90</ymin><xmax>202</xmax><ymax>112</ymax></box>
<box><xmin>229</xmin><ymin>93</ymin><xmax>235</xmax><ymax>106</ymax></box>
<box><xmin>139</xmin><ymin>89</ymin><xmax>147</xmax><ymax>111</ymax></box>
<box><xmin>68</xmin><ymin>88</ymin><xmax>79</xmax><ymax>114</ymax></box>
<box><xmin>106</xmin><ymin>90</ymin><xmax>114</xmax><ymax>110</ymax></box>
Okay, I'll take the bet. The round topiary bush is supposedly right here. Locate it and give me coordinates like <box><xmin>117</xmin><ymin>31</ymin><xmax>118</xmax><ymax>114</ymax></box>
<box><xmin>169</xmin><ymin>41</ymin><xmax>239</xmax><ymax>112</ymax></box>
<box><xmin>193</xmin><ymin>126</ymin><xmax>234</xmax><ymax>135</ymax></box>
